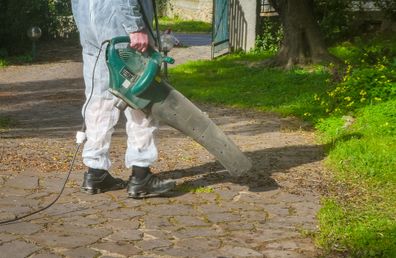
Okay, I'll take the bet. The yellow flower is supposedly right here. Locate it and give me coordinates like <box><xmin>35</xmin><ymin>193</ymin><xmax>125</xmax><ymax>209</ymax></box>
<box><xmin>347</xmin><ymin>101</ymin><xmax>354</xmax><ymax>107</ymax></box>
<box><xmin>344</xmin><ymin>96</ymin><xmax>352</xmax><ymax>101</ymax></box>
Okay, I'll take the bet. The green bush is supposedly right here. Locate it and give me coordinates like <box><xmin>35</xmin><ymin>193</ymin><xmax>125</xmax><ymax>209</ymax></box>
<box><xmin>314</xmin><ymin>0</ymin><xmax>355</xmax><ymax>43</ymax></box>
<box><xmin>255</xmin><ymin>17</ymin><xmax>283</xmax><ymax>53</ymax></box>
<box><xmin>0</xmin><ymin>0</ymin><xmax>75</xmax><ymax>55</ymax></box>
<box><xmin>315</xmin><ymin>43</ymin><xmax>396</xmax><ymax>114</ymax></box>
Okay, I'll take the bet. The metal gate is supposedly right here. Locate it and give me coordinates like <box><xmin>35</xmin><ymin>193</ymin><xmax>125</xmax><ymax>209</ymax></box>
<box><xmin>212</xmin><ymin>0</ymin><xmax>230</xmax><ymax>59</ymax></box>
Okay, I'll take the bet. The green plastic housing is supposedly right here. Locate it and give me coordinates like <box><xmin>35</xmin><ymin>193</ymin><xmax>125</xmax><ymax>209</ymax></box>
<box><xmin>105</xmin><ymin>36</ymin><xmax>163</xmax><ymax>109</ymax></box>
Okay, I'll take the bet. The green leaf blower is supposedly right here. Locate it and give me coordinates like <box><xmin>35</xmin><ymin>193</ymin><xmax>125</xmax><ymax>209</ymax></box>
<box><xmin>105</xmin><ymin>36</ymin><xmax>252</xmax><ymax>176</ymax></box>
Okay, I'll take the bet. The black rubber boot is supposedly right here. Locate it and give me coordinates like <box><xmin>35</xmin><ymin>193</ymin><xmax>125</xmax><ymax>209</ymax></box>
<box><xmin>127</xmin><ymin>166</ymin><xmax>176</xmax><ymax>198</ymax></box>
<box><xmin>81</xmin><ymin>168</ymin><xmax>127</xmax><ymax>194</ymax></box>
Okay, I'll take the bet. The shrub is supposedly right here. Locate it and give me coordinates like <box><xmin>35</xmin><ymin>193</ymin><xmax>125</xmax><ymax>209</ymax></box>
<box><xmin>315</xmin><ymin>44</ymin><xmax>396</xmax><ymax>114</ymax></box>
<box><xmin>255</xmin><ymin>17</ymin><xmax>283</xmax><ymax>53</ymax></box>
<box><xmin>0</xmin><ymin>0</ymin><xmax>75</xmax><ymax>55</ymax></box>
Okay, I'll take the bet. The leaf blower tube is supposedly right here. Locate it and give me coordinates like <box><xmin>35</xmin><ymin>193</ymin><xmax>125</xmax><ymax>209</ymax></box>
<box><xmin>148</xmin><ymin>81</ymin><xmax>252</xmax><ymax>176</ymax></box>
<box><xmin>106</xmin><ymin>36</ymin><xmax>252</xmax><ymax>176</ymax></box>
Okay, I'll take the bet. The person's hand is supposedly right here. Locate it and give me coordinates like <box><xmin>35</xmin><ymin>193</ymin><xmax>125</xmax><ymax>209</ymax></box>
<box><xmin>129</xmin><ymin>31</ymin><xmax>149</xmax><ymax>52</ymax></box>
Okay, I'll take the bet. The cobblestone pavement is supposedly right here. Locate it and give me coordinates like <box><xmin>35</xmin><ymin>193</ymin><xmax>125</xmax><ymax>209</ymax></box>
<box><xmin>0</xmin><ymin>44</ymin><xmax>324</xmax><ymax>257</ymax></box>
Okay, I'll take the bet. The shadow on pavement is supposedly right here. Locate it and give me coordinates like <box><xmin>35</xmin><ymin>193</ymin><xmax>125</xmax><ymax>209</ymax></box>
<box><xmin>1</xmin><ymin>78</ymin><xmax>285</xmax><ymax>138</ymax></box>
<box><xmin>160</xmin><ymin>143</ymin><xmax>325</xmax><ymax>193</ymax></box>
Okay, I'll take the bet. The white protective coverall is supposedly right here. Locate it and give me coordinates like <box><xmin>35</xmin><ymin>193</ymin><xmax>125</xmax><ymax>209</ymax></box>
<box><xmin>71</xmin><ymin>0</ymin><xmax>158</xmax><ymax>170</ymax></box>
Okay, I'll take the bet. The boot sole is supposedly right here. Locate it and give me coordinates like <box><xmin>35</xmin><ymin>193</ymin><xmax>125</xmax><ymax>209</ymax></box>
<box><xmin>81</xmin><ymin>187</ymin><xmax>103</xmax><ymax>195</ymax></box>
<box><xmin>128</xmin><ymin>184</ymin><xmax>176</xmax><ymax>199</ymax></box>
<box><xmin>81</xmin><ymin>185</ymin><xmax>126</xmax><ymax>195</ymax></box>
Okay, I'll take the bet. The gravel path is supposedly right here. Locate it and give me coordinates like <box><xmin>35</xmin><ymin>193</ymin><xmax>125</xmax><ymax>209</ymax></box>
<box><xmin>0</xmin><ymin>43</ymin><xmax>324</xmax><ymax>258</ymax></box>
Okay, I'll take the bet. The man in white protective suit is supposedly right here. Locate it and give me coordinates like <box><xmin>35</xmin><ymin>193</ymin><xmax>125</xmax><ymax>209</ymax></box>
<box><xmin>71</xmin><ymin>0</ymin><xmax>176</xmax><ymax>198</ymax></box>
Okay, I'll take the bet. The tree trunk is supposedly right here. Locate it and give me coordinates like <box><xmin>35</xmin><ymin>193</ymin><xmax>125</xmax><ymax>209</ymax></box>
<box><xmin>268</xmin><ymin>0</ymin><xmax>337</xmax><ymax>68</ymax></box>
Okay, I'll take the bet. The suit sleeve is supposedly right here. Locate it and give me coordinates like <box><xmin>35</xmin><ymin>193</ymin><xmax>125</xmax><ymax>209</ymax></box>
<box><xmin>119</xmin><ymin>0</ymin><xmax>145</xmax><ymax>33</ymax></box>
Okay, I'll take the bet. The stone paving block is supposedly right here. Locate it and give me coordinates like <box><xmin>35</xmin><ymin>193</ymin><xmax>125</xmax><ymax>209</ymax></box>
<box><xmin>170</xmin><ymin>192</ymin><xmax>208</xmax><ymax>204</ymax></box>
<box><xmin>241</xmin><ymin>210</ymin><xmax>268</xmax><ymax>223</ymax></box>
<box><xmin>0</xmin><ymin>232</ymin><xmax>19</xmax><ymax>243</ymax></box>
<box><xmin>214</xmin><ymin>189</ymin><xmax>238</xmax><ymax>201</ymax></box>
<box><xmin>173</xmin><ymin>226</ymin><xmax>225</xmax><ymax>238</ymax></box>
<box><xmin>89</xmin><ymin>202</ymin><xmax>122</xmax><ymax>212</ymax></box>
<box><xmin>270</xmin><ymin>215</ymin><xmax>317</xmax><ymax>231</ymax></box>
<box><xmin>152</xmin><ymin>247</ymin><xmax>205</xmax><ymax>258</ymax></box>
<box><xmin>28</xmin><ymin>231</ymin><xmax>102</xmax><ymax>249</ymax></box>
<box><xmin>136</xmin><ymin>239</ymin><xmax>173</xmax><ymax>251</ymax></box>
<box><xmin>0</xmin><ymin>212</ymin><xmax>16</xmax><ymax>222</ymax></box>
<box><xmin>206</xmin><ymin>212</ymin><xmax>241</xmax><ymax>223</ymax></box>
<box><xmin>106</xmin><ymin>228</ymin><xmax>143</xmax><ymax>242</ymax></box>
<box><xmin>101</xmin><ymin>208</ymin><xmax>145</xmax><ymax>220</ymax></box>
<box><xmin>91</xmin><ymin>242</ymin><xmax>141</xmax><ymax>256</ymax></box>
<box><xmin>122</xmin><ymin>198</ymin><xmax>146</xmax><ymax>208</ymax></box>
<box><xmin>292</xmin><ymin>204</ymin><xmax>319</xmax><ymax>222</ymax></box>
<box><xmin>233</xmin><ymin>191</ymin><xmax>276</xmax><ymax>204</ymax></box>
<box><xmin>39</xmin><ymin>177</ymin><xmax>70</xmax><ymax>193</ymax></box>
<box><xmin>142</xmin><ymin>204</ymin><xmax>196</xmax><ymax>216</ymax></box>
<box><xmin>219</xmin><ymin>221</ymin><xmax>255</xmax><ymax>232</ymax></box>
<box><xmin>62</xmin><ymin>247</ymin><xmax>100</xmax><ymax>258</ymax></box>
<box><xmin>5</xmin><ymin>175</ymin><xmax>39</xmax><ymax>190</ymax></box>
<box><xmin>173</xmin><ymin>215</ymin><xmax>209</xmax><ymax>227</ymax></box>
<box><xmin>144</xmin><ymin>197</ymin><xmax>172</xmax><ymax>205</ymax></box>
<box><xmin>221</xmin><ymin>246</ymin><xmax>263</xmax><ymax>257</ymax></box>
<box><xmin>198</xmin><ymin>203</ymin><xmax>229</xmax><ymax>214</ymax></box>
<box><xmin>270</xmin><ymin>192</ymin><xmax>307</xmax><ymax>203</ymax></box>
<box><xmin>0</xmin><ymin>186</ymin><xmax>30</xmax><ymax>197</ymax></box>
<box><xmin>72</xmin><ymin>191</ymin><xmax>114</xmax><ymax>203</ymax></box>
<box><xmin>220</xmin><ymin>235</ymin><xmax>254</xmax><ymax>249</ymax></box>
<box><xmin>62</xmin><ymin>215</ymin><xmax>106</xmax><ymax>226</ymax></box>
<box><xmin>42</xmin><ymin>203</ymin><xmax>94</xmax><ymax>218</ymax></box>
<box><xmin>260</xmin><ymin>249</ymin><xmax>309</xmax><ymax>258</ymax></box>
<box><xmin>230</xmin><ymin>229</ymin><xmax>300</xmax><ymax>244</ymax></box>
<box><xmin>29</xmin><ymin>191</ymin><xmax>55</xmax><ymax>199</ymax></box>
<box><xmin>220</xmin><ymin>201</ymin><xmax>261</xmax><ymax>212</ymax></box>
<box><xmin>0</xmin><ymin>195</ymin><xmax>40</xmax><ymax>207</ymax></box>
<box><xmin>104</xmin><ymin>218</ymin><xmax>140</xmax><ymax>230</ymax></box>
<box><xmin>0</xmin><ymin>221</ymin><xmax>42</xmax><ymax>235</ymax></box>
<box><xmin>196</xmin><ymin>193</ymin><xmax>218</xmax><ymax>203</ymax></box>
<box><xmin>30</xmin><ymin>252</ymin><xmax>62</xmax><ymax>258</ymax></box>
<box><xmin>175</xmin><ymin>237</ymin><xmax>221</xmax><ymax>251</ymax></box>
<box><xmin>49</xmin><ymin>224</ymin><xmax>112</xmax><ymax>239</ymax></box>
<box><xmin>0</xmin><ymin>240</ymin><xmax>41</xmax><ymax>258</ymax></box>
<box><xmin>141</xmin><ymin>229</ymin><xmax>172</xmax><ymax>241</ymax></box>
<box><xmin>265</xmin><ymin>239</ymin><xmax>300</xmax><ymax>250</ymax></box>
<box><xmin>0</xmin><ymin>205</ymin><xmax>33</xmax><ymax>217</ymax></box>
<box><xmin>142</xmin><ymin>216</ymin><xmax>173</xmax><ymax>230</ymax></box>
<box><xmin>262</xmin><ymin>204</ymin><xmax>291</xmax><ymax>218</ymax></box>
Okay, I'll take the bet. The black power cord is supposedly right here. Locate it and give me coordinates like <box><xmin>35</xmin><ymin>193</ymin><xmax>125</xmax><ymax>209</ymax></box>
<box><xmin>0</xmin><ymin>42</ymin><xmax>107</xmax><ymax>225</ymax></box>
<box><xmin>0</xmin><ymin>144</ymin><xmax>81</xmax><ymax>225</ymax></box>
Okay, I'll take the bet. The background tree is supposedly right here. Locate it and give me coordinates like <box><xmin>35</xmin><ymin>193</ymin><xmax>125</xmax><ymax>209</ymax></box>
<box><xmin>265</xmin><ymin>0</ymin><xmax>337</xmax><ymax>68</ymax></box>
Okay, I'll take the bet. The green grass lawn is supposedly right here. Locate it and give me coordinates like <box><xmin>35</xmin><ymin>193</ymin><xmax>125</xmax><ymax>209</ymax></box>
<box><xmin>316</xmin><ymin>100</ymin><xmax>396</xmax><ymax>257</ymax></box>
<box><xmin>169</xmin><ymin>52</ymin><xmax>329</xmax><ymax>120</ymax></box>
<box><xmin>169</xmin><ymin>35</ymin><xmax>396</xmax><ymax>257</ymax></box>
<box><xmin>159</xmin><ymin>17</ymin><xmax>212</xmax><ymax>33</ymax></box>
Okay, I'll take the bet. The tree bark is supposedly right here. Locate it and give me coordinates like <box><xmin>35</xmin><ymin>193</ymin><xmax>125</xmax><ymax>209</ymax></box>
<box><xmin>268</xmin><ymin>0</ymin><xmax>337</xmax><ymax>68</ymax></box>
